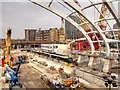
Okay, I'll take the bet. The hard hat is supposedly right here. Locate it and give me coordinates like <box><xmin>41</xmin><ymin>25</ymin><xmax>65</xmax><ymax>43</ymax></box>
<box><xmin>53</xmin><ymin>77</ymin><xmax>57</xmax><ymax>80</ymax></box>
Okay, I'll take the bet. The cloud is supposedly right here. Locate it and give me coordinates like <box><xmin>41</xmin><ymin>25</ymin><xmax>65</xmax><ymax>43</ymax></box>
<box><xmin>1</xmin><ymin>0</ymin><xmax>29</xmax><ymax>2</ymax></box>
<box><xmin>1</xmin><ymin>2</ymin><xmax>60</xmax><ymax>39</ymax></box>
<box><xmin>1</xmin><ymin>0</ymin><xmax>118</xmax><ymax>39</ymax></box>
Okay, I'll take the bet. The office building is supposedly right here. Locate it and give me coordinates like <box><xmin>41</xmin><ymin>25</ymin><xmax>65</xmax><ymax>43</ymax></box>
<box><xmin>65</xmin><ymin>14</ymin><xmax>82</xmax><ymax>40</ymax></box>
<box><xmin>25</xmin><ymin>29</ymin><xmax>37</xmax><ymax>41</ymax></box>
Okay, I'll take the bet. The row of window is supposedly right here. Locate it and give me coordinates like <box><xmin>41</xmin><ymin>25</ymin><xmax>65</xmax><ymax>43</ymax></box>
<box><xmin>41</xmin><ymin>45</ymin><xmax>58</xmax><ymax>49</ymax></box>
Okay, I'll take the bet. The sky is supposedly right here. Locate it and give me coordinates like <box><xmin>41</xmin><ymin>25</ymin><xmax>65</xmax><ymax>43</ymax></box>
<box><xmin>0</xmin><ymin>0</ymin><xmax>119</xmax><ymax>39</ymax></box>
<box><xmin>0</xmin><ymin>0</ymin><xmax>61</xmax><ymax>39</ymax></box>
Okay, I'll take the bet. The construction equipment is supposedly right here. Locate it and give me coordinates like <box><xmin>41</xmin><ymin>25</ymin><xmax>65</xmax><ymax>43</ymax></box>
<box><xmin>6</xmin><ymin>56</ymin><xmax>23</xmax><ymax>90</ymax></box>
<box><xmin>3</xmin><ymin>28</ymin><xmax>16</xmax><ymax>70</ymax></box>
<box><xmin>62</xmin><ymin>79</ymin><xmax>72</xmax><ymax>87</ymax></box>
<box><xmin>58</xmin><ymin>67</ymin><xmax>64</xmax><ymax>73</ymax></box>
<box><xmin>5</xmin><ymin>29</ymin><xmax>12</xmax><ymax>66</ymax></box>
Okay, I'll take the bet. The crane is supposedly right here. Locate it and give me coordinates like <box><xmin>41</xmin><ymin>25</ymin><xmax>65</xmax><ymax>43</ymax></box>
<box><xmin>3</xmin><ymin>28</ymin><xmax>15</xmax><ymax>69</ymax></box>
<box><xmin>5</xmin><ymin>29</ymin><xmax>12</xmax><ymax>66</ymax></box>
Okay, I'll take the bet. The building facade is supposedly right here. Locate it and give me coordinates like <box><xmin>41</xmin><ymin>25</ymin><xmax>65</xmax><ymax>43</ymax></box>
<box><xmin>25</xmin><ymin>27</ymin><xmax>66</xmax><ymax>44</ymax></box>
<box><xmin>35</xmin><ymin>29</ymin><xmax>41</xmax><ymax>41</ymax></box>
<box><xmin>50</xmin><ymin>28</ymin><xmax>59</xmax><ymax>43</ymax></box>
<box><xmin>43</xmin><ymin>30</ymin><xmax>51</xmax><ymax>41</ymax></box>
<box><xmin>35</xmin><ymin>29</ymin><xmax>51</xmax><ymax>42</ymax></box>
<box><xmin>25</xmin><ymin>29</ymin><xmax>37</xmax><ymax>41</ymax></box>
<box><xmin>65</xmin><ymin>14</ymin><xmax>82</xmax><ymax>40</ymax></box>
<box><xmin>59</xmin><ymin>27</ymin><xmax>66</xmax><ymax>43</ymax></box>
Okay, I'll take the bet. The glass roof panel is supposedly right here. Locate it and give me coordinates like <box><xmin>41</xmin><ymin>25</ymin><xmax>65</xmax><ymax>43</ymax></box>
<box><xmin>52</xmin><ymin>1</ymin><xmax>75</xmax><ymax>17</ymax></box>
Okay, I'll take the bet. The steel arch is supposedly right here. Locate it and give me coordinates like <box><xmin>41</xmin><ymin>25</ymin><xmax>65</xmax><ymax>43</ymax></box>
<box><xmin>29</xmin><ymin>0</ymin><xmax>119</xmax><ymax>56</ymax></box>
<box><xmin>29</xmin><ymin>0</ymin><xmax>95</xmax><ymax>54</ymax></box>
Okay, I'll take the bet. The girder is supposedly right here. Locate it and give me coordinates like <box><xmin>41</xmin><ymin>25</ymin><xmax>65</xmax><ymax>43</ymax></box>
<box><xmin>102</xmin><ymin>0</ymin><xmax>120</xmax><ymax>27</ymax></box>
<box><xmin>29</xmin><ymin>0</ymin><xmax>95</xmax><ymax>54</ymax></box>
<box><xmin>107</xmin><ymin>39</ymin><xmax>120</xmax><ymax>43</ymax></box>
<box><xmin>62</xmin><ymin>0</ymin><xmax>110</xmax><ymax>56</ymax></box>
<box><xmin>92</xmin><ymin>41</ymin><xmax>104</xmax><ymax>43</ymax></box>
<box><xmin>86</xmin><ymin>29</ymin><xmax>119</xmax><ymax>34</ymax></box>
<box><xmin>88</xmin><ymin>0</ymin><xmax>116</xmax><ymax>39</ymax></box>
<box><xmin>68</xmin><ymin>38</ymin><xmax>86</xmax><ymax>47</ymax></box>
<box><xmin>29</xmin><ymin>0</ymin><xmax>119</xmax><ymax>56</ymax></box>
<box><xmin>81</xmin><ymin>2</ymin><xmax>103</xmax><ymax>11</ymax></box>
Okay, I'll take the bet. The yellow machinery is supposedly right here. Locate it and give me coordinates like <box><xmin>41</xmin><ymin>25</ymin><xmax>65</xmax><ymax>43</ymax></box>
<box><xmin>3</xmin><ymin>28</ymin><xmax>15</xmax><ymax>69</ymax></box>
<box><xmin>58</xmin><ymin>67</ymin><xmax>64</xmax><ymax>73</ymax></box>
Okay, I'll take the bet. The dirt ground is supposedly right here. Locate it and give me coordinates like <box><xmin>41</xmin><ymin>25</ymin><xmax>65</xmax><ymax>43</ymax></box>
<box><xmin>19</xmin><ymin>63</ymin><xmax>56</xmax><ymax>89</ymax></box>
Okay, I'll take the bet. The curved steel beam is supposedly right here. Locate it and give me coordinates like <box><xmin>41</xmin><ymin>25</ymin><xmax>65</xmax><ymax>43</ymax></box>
<box><xmin>81</xmin><ymin>2</ymin><xmax>103</xmax><ymax>11</ymax></box>
<box><xmin>107</xmin><ymin>39</ymin><xmax>120</xmax><ymax>42</ymax></box>
<box><xmin>88</xmin><ymin>0</ymin><xmax>116</xmax><ymax>40</ymax></box>
<box><xmin>68</xmin><ymin>38</ymin><xmax>86</xmax><ymax>47</ymax></box>
<box><xmin>102</xmin><ymin>0</ymin><xmax>120</xmax><ymax>27</ymax></box>
<box><xmin>62</xmin><ymin>0</ymin><xmax>111</xmax><ymax>56</ymax></box>
<box><xmin>29</xmin><ymin>0</ymin><xmax>95</xmax><ymax>54</ymax></box>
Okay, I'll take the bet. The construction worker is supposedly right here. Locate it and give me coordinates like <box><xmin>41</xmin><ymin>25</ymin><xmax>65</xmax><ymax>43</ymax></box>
<box><xmin>52</xmin><ymin>77</ymin><xmax>60</xmax><ymax>86</ymax></box>
<box><xmin>1</xmin><ymin>56</ymin><xmax>5</xmax><ymax>75</ymax></box>
<box><xmin>10</xmin><ymin>56</ymin><xmax>14</xmax><ymax>62</ymax></box>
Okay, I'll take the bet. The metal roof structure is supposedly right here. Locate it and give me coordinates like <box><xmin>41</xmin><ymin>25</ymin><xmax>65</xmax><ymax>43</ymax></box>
<box><xmin>29</xmin><ymin>0</ymin><xmax>120</xmax><ymax>56</ymax></box>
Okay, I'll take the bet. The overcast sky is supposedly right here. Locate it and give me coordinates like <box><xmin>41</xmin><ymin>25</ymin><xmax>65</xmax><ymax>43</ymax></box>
<box><xmin>0</xmin><ymin>0</ymin><xmax>61</xmax><ymax>39</ymax></box>
<box><xmin>0</xmin><ymin>0</ymin><xmax>119</xmax><ymax>39</ymax></box>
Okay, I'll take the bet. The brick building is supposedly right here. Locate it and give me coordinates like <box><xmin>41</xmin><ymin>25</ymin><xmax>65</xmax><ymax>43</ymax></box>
<box><xmin>42</xmin><ymin>30</ymin><xmax>51</xmax><ymax>41</ymax></box>
<box><xmin>25</xmin><ymin>27</ymin><xmax>66</xmax><ymax>44</ymax></box>
<box><xmin>35</xmin><ymin>29</ymin><xmax>51</xmax><ymax>42</ymax></box>
<box><xmin>50</xmin><ymin>28</ymin><xmax>59</xmax><ymax>43</ymax></box>
<box><xmin>59</xmin><ymin>27</ymin><xmax>66</xmax><ymax>43</ymax></box>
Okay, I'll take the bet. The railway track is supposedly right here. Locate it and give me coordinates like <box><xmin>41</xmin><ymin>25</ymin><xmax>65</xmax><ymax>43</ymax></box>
<box><xmin>25</xmin><ymin>49</ymin><xmax>107</xmax><ymax>77</ymax></box>
<box><xmin>21</xmin><ymin>49</ymin><xmax>119</xmax><ymax>88</ymax></box>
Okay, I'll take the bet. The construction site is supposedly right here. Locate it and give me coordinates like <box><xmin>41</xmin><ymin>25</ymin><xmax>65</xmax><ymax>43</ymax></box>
<box><xmin>0</xmin><ymin>0</ymin><xmax>120</xmax><ymax>90</ymax></box>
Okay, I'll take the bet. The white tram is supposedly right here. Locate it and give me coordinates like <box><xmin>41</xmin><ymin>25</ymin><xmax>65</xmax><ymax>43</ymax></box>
<box><xmin>40</xmin><ymin>44</ymin><xmax>69</xmax><ymax>55</ymax></box>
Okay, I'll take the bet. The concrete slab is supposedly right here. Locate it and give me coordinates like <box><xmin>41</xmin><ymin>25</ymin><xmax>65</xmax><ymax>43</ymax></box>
<box><xmin>34</xmin><ymin>56</ymin><xmax>73</xmax><ymax>74</ymax></box>
<box><xmin>88</xmin><ymin>57</ymin><xmax>94</xmax><ymax>67</ymax></box>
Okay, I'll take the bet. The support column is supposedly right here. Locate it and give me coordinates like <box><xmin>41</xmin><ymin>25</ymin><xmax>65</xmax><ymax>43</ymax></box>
<box><xmin>88</xmin><ymin>56</ymin><xmax>94</xmax><ymax>67</ymax></box>
<box><xmin>77</xmin><ymin>55</ymin><xmax>81</xmax><ymax>63</ymax></box>
<box><xmin>103</xmin><ymin>59</ymin><xmax>110</xmax><ymax>73</ymax></box>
